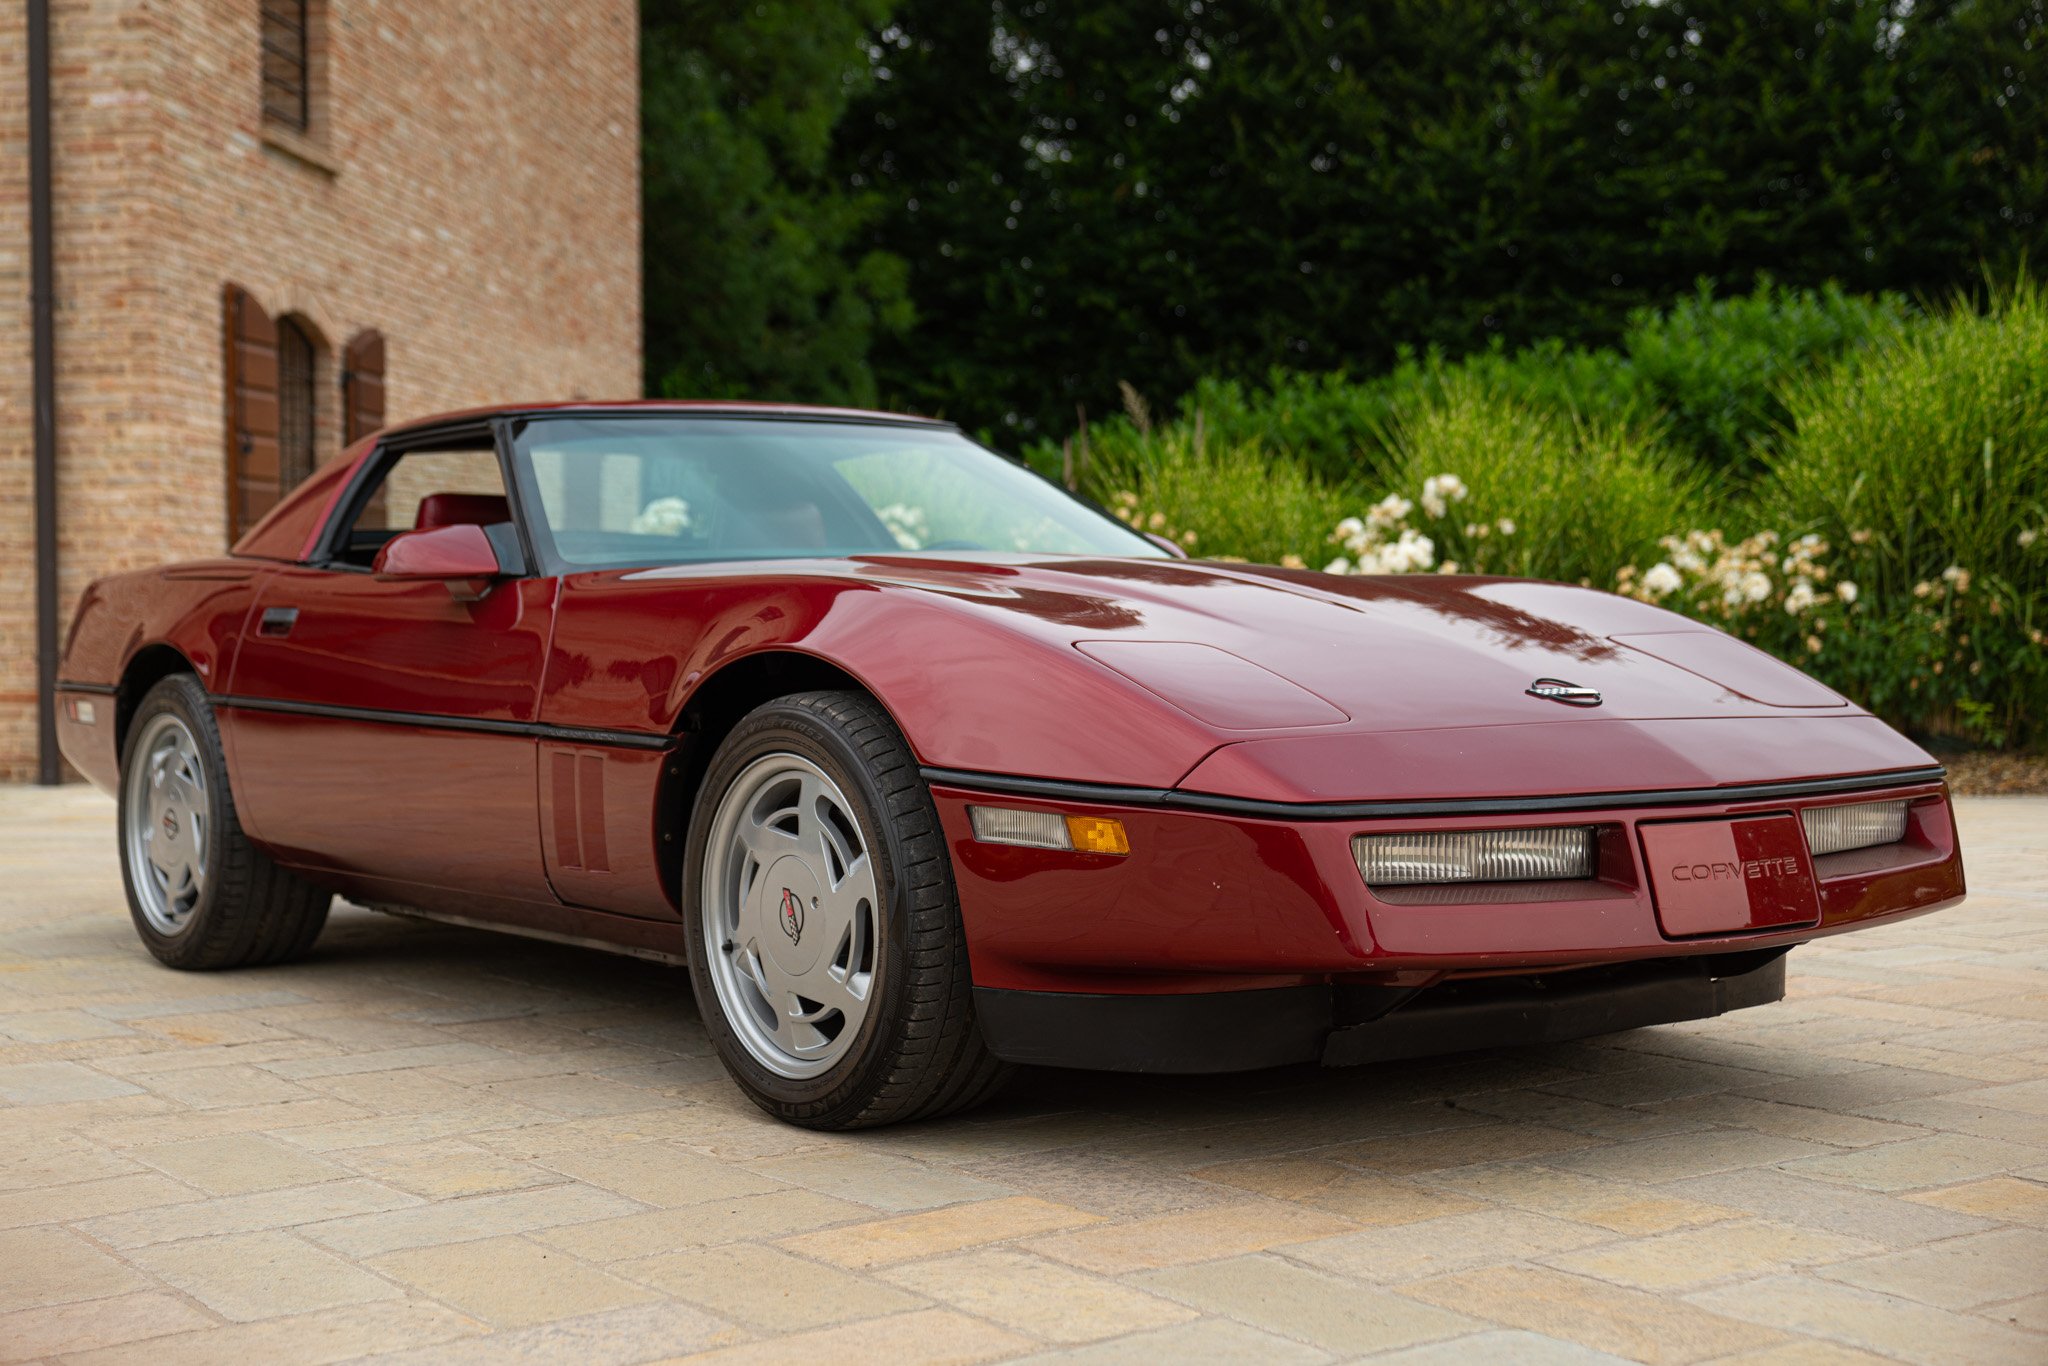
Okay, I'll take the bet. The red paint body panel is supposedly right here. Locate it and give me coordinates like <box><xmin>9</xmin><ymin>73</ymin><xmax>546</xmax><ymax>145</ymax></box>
<box><xmin>537</xmin><ymin>563</ymin><xmax>1231</xmax><ymax>788</ymax></box>
<box><xmin>1073</xmin><ymin>641</ymin><xmax>1350</xmax><ymax>729</ymax></box>
<box><xmin>54</xmin><ymin>402</ymin><xmax>1966</xmax><ymax>1027</ymax></box>
<box><xmin>1180</xmin><ymin>714</ymin><xmax>1929</xmax><ymax>804</ymax></box>
<box><xmin>539</xmin><ymin>744</ymin><xmax>677</xmax><ymax>919</ymax></box>
<box><xmin>222</xmin><ymin>570</ymin><xmax>556</xmax><ymax>900</ymax></box>
<box><xmin>55</xmin><ymin>560</ymin><xmax>268</xmax><ymax>790</ymax></box>
<box><xmin>1639</xmin><ymin>815</ymin><xmax>1820</xmax><ymax>937</ymax></box>
<box><xmin>541</xmin><ymin>555</ymin><xmax>1932</xmax><ymax>796</ymax></box>
<box><xmin>232</xmin><ymin>569</ymin><xmax>553</xmax><ymax>721</ymax></box>
<box><xmin>936</xmin><ymin>779</ymin><xmax>1961</xmax><ymax>992</ymax></box>
<box><xmin>371</xmin><ymin>523</ymin><xmax>502</xmax><ymax>580</ymax></box>
<box><xmin>1612</xmin><ymin>631</ymin><xmax>1847</xmax><ymax>708</ymax></box>
<box><xmin>226</xmin><ymin>714</ymin><xmax>552</xmax><ymax>905</ymax></box>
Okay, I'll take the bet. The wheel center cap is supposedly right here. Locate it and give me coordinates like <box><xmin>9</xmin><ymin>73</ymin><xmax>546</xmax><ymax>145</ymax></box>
<box><xmin>161</xmin><ymin>808</ymin><xmax>180</xmax><ymax>843</ymax></box>
<box><xmin>760</xmin><ymin>856</ymin><xmax>824</xmax><ymax>975</ymax></box>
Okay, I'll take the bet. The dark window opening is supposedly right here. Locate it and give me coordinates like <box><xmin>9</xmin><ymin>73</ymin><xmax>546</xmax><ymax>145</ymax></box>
<box><xmin>261</xmin><ymin>0</ymin><xmax>310</xmax><ymax>130</ymax></box>
<box><xmin>277</xmin><ymin>317</ymin><xmax>316</xmax><ymax>490</ymax></box>
<box><xmin>331</xmin><ymin>440</ymin><xmax>512</xmax><ymax>570</ymax></box>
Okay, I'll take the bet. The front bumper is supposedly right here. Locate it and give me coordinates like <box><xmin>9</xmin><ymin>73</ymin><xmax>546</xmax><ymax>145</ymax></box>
<box><xmin>929</xmin><ymin>769</ymin><xmax>1963</xmax><ymax>1069</ymax></box>
<box><xmin>975</xmin><ymin>948</ymin><xmax>1790</xmax><ymax>1072</ymax></box>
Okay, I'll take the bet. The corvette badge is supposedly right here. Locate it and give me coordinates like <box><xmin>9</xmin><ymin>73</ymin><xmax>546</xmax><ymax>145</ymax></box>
<box><xmin>1527</xmin><ymin>678</ymin><xmax>1603</xmax><ymax>707</ymax></box>
<box><xmin>778</xmin><ymin>887</ymin><xmax>805</xmax><ymax>944</ymax></box>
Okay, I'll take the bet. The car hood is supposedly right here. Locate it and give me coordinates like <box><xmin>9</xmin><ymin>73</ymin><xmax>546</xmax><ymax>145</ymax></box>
<box><xmin>616</xmin><ymin>553</ymin><xmax>1936</xmax><ymax>798</ymax></box>
<box><xmin>832</xmin><ymin>553</ymin><xmax>1845</xmax><ymax>729</ymax></box>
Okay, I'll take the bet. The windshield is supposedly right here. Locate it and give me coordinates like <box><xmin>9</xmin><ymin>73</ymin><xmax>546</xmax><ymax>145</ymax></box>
<box><xmin>510</xmin><ymin>416</ymin><xmax>1167</xmax><ymax>569</ymax></box>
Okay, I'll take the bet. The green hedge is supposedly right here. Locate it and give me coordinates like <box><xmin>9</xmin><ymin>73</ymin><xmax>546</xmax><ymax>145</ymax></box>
<box><xmin>1035</xmin><ymin>282</ymin><xmax>2048</xmax><ymax>750</ymax></box>
<box><xmin>1765</xmin><ymin>283</ymin><xmax>2048</xmax><ymax>746</ymax></box>
<box><xmin>1025</xmin><ymin>281</ymin><xmax>1908</xmax><ymax>487</ymax></box>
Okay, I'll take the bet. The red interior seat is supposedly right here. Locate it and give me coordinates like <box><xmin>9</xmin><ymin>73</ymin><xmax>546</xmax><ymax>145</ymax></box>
<box><xmin>414</xmin><ymin>492</ymin><xmax>510</xmax><ymax>530</ymax></box>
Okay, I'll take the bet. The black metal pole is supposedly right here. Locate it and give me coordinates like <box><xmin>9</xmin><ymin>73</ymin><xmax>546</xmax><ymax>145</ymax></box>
<box><xmin>29</xmin><ymin>0</ymin><xmax>60</xmax><ymax>785</ymax></box>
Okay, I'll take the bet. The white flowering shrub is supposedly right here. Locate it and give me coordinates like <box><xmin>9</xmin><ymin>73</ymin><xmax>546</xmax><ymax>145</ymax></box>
<box><xmin>1616</xmin><ymin>530</ymin><xmax>1857</xmax><ymax>659</ymax></box>
<box><xmin>1318</xmin><ymin>471</ymin><xmax>2042</xmax><ymax>745</ymax></box>
<box><xmin>1323</xmin><ymin>477</ymin><xmax>1519</xmax><ymax>576</ymax></box>
<box><xmin>1762</xmin><ymin>278</ymin><xmax>2048</xmax><ymax>744</ymax></box>
<box><xmin>1057</xmin><ymin>288</ymin><xmax>2048</xmax><ymax>747</ymax></box>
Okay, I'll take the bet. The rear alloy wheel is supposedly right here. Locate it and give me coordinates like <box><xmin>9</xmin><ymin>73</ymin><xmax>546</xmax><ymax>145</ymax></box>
<box><xmin>125</xmin><ymin>711</ymin><xmax>211</xmax><ymax>937</ymax></box>
<box><xmin>118</xmin><ymin>674</ymin><xmax>331</xmax><ymax>970</ymax></box>
<box><xmin>684</xmin><ymin>691</ymin><xmax>1011</xmax><ymax>1128</ymax></box>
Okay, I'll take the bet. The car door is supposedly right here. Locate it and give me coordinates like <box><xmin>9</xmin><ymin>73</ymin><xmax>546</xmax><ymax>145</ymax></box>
<box><xmin>221</xmin><ymin>423</ymin><xmax>561</xmax><ymax>911</ymax></box>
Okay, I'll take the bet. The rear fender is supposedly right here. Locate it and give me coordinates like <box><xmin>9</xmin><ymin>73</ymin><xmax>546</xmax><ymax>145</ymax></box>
<box><xmin>57</xmin><ymin>562</ymin><xmax>269</xmax><ymax>792</ymax></box>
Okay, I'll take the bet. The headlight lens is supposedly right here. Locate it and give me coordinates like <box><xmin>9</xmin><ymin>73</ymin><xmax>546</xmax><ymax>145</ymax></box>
<box><xmin>1353</xmin><ymin>826</ymin><xmax>1597</xmax><ymax>887</ymax></box>
<box><xmin>1800</xmin><ymin>799</ymin><xmax>1909</xmax><ymax>856</ymax></box>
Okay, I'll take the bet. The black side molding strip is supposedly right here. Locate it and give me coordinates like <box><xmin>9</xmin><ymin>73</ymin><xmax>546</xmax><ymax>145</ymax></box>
<box><xmin>55</xmin><ymin>680</ymin><xmax>118</xmax><ymax>696</ymax></box>
<box><xmin>921</xmin><ymin>764</ymin><xmax>1949</xmax><ymax>821</ymax></box>
<box><xmin>210</xmin><ymin>694</ymin><xmax>675</xmax><ymax>752</ymax></box>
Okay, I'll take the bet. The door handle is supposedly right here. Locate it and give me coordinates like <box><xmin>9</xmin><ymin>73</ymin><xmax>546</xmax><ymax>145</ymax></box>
<box><xmin>257</xmin><ymin>607</ymin><xmax>299</xmax><ymax>638</ymax></box>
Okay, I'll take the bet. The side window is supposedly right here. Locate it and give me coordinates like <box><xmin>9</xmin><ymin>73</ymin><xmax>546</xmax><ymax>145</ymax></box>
<box><xmin>332</xmin><ymin>441</ymin><xmax>511</xmax><ymax>568</ymax></box>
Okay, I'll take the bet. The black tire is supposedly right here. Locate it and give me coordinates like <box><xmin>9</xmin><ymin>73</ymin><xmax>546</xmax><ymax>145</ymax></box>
<box><xmin>682</xmin><ymin>690</ymin><xmax>1012</xmax><ymax>1129</ymax></box>
<box><xmin>117</xmin><ymin>674</ymin><xmax>331</xmax><ymax>970</ymax></box>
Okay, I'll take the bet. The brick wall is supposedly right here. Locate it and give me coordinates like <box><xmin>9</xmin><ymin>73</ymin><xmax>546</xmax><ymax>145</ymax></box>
<box><xmin>0</xmin><ymin>0</ymin><xmax>642</xmax><ymax>780</ymax></box>
<box><xmin>0</xmin><ymin>3</ymin><xmax>32</xmax><ymax>778</ymax></box>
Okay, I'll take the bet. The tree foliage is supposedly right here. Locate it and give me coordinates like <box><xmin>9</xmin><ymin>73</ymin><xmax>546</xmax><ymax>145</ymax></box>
<box><xmin>641</xmin><ymin>0</ymin><xmax>912</xmax><ymax>404</ymax></box>
<box><xmin>836</xmin><ymin>0</ymin><xmax>2048</xmax><ymax>436</ymax></box>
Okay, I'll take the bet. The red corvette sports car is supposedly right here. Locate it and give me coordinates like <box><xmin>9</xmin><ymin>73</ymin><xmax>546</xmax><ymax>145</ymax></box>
<box><xmin>58</xmin><ymin>402</ymin><xmax>1965</xmax><ymax>1128</ymax></box>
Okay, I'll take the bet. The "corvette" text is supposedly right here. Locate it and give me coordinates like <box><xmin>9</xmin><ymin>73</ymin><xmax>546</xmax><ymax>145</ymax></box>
<box><xmin>1669</xmin><ymin>856</ymin><xmax>1800</xmax><ymax>883</ymax></box>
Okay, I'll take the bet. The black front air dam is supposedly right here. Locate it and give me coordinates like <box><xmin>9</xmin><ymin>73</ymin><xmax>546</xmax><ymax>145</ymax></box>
<box><xmin>971</xmin><ymin>950</ymin><xmax>1790</xmax><ymax>1074</ymax></box>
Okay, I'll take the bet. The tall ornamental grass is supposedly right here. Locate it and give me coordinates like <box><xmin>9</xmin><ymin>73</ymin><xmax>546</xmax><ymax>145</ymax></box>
<box><xmin>1085</xmin><ymin>419</ymin><xmax>1356</xmax><ymax>569</ymax></box>
<box><xmin>1764</xmin><ymin>282</ymin><xmax>2048</xmax><ymax>744</ymax></box>
<box><xmin>1376</xmin><ymin>383</ymin><xmax>1718</xmax><ymax>587</ymax></box>
<box><xmin>1042</xmin><ymin>282</ymin><xmax>2046</xmax><ymax>748</ymax></box>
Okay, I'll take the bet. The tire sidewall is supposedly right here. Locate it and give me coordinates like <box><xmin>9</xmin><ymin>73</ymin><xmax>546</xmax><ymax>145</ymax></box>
<box><xmin>682</xmin><ymin>698</ymin><xmax>931</xmax><ymax>1119</ymax></box>
<box><xmin>118</xmin><ymin>676</ymin><xmax>235</xmax><ymax>968</ymax></box>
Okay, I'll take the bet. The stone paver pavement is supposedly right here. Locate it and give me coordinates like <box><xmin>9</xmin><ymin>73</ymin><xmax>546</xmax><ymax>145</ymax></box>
<box><xmin>1</xmin><ymin>785</ymin><xmax>2044</xmax><ymax>1363</ymax></box>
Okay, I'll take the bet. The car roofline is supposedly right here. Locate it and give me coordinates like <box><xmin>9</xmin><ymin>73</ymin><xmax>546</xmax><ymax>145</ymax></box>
<box><xmin>377</xmin><ymin>400</ymin><xmax>959</xmax><ymax>441</ymax></box>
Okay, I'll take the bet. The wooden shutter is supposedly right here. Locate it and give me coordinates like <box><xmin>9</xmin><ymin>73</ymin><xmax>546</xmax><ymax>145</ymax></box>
<box><xmin>224</xmin><ymin>284</ymin><xmax>281</xmax><ymax>545</ymax></box>
<box><xmin>342</xmin><ymin>330</ymin><xmax>385</xmax><ymax>444</ymax></box>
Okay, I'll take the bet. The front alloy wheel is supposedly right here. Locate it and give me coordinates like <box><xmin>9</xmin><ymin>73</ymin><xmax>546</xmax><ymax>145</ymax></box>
<box><xmin>701</xmin><ymin>753</ymin><xmax>879</xmax><ymax>1079</ymax></box>
<box><xmin>683</xmin><ymin>690</ymin><xmax>1010</xmax><ymax>1128</ymax></box>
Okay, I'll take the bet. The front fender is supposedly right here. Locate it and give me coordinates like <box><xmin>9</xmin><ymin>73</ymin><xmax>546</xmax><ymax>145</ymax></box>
<box><xmin>541</xmin><ymin>570</ymin><xmax>1223</xmax><ymax>787</ymax></box>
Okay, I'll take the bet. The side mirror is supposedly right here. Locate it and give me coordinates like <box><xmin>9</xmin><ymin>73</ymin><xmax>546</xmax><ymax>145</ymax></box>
<box><xmin>373</xmin><ymin>524</ymin><xmax>503</xmax><ymax>601</ymax></box>
<box><xmin>1145</xmin><ymin>531</ymin><xmax>1191</xmax><ymax>559</ymax></box>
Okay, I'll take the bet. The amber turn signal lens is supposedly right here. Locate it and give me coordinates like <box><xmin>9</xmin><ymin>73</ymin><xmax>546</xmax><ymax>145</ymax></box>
<box><xmin>968</xmin><ymin>806</ymin><xmax>1131</xmax><ymax>856</ymax></box>
<box><xmin>1065</xmin><ymin>815</ymin><xmax>1131</xmax><ymax>856</ymax></box>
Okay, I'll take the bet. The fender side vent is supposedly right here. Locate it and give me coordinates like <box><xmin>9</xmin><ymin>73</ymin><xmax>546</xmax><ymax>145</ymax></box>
<box><xmin>550</xmin><ymin>750</ymin><xmax>612</xmax><ymax>874</ymax></box>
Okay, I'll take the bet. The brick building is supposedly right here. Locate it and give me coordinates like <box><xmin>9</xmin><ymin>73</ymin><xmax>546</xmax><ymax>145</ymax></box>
<box><xmin>0</xmin><ymin>0</ymin><xmax>642</xmax><ymax>781</ymax></box>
